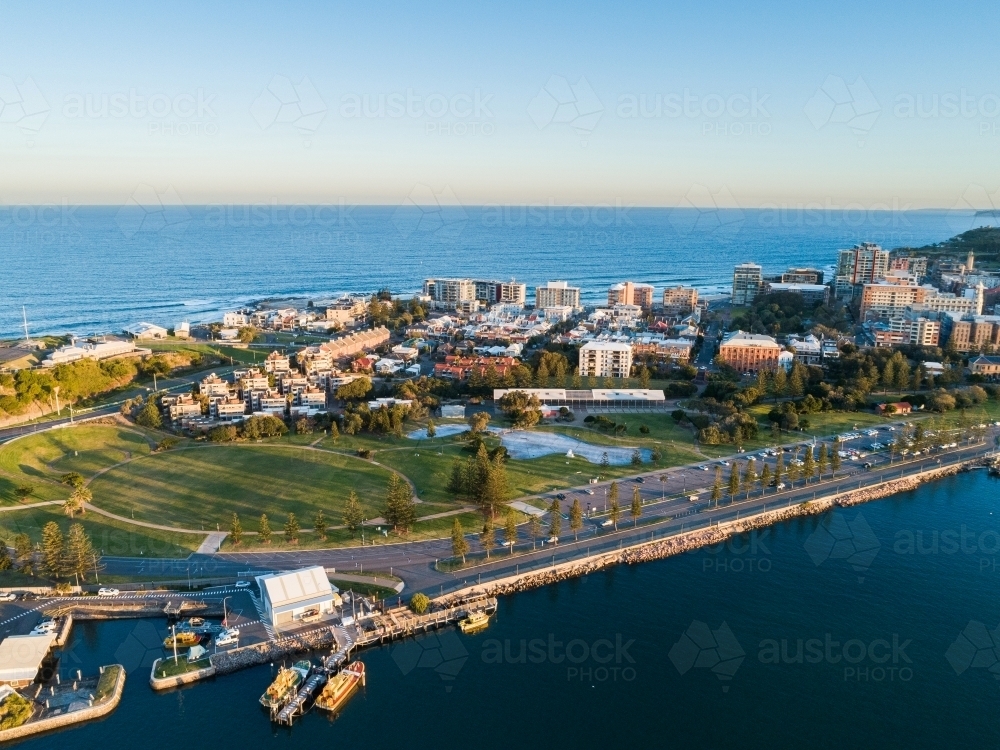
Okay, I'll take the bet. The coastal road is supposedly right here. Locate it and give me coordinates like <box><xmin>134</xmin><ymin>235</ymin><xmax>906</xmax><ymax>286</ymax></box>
<box><xmin>98</xmin><ymin>425</ymin><xmax>997</xmax><ymax>594</ymax></box>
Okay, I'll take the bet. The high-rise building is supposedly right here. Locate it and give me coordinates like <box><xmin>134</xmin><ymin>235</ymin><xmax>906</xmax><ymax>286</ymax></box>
<box><xmin>578</xmin><ymin>341</ymin><xmax>633</xmax><ymax>378</ymax></box>
<box><xmin>608</xmin><ymin>281</ymin><xmax>654</xmax><ymax>309</ymax></box>
<box><xmin>662</xmin><ymin>286</ymin><xmax>699</xmax><ymax>315</ymax></box>
<box><xmin>424</xmin><ymin>278</ymin><xmax>526</xmax><ymax>309</ymax></box>
<box><xmin>732</xmin><ymin>263</ymin><xmax>763</xmax><ymax>305</ymax></box>
<box><xmin>835</xmin><ymin>243</ymin><xmax>890</xmax><ymax>298</ymax></box>
<box><xmin>535</xmin><ymin>281</ymin><xmax>581</xmax><ymax>310</ymax></box>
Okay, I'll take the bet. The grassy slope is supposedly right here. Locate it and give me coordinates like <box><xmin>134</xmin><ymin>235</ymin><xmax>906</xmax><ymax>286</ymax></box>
<box><xmin>88</xmin><ymin>444</ymin><xmax>396</xmax><ymax>530</ymax></box>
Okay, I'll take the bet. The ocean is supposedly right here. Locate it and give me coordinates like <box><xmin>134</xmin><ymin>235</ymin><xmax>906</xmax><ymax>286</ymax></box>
<box><xmin>0</xmin><ymin>206</ymin><xmax>988</xmax><ymax>339</ymax></box>
<box><xmin>27</xmin><ymin>470</ymin><xmax>1000</xmax><ymax>749</ymax></box>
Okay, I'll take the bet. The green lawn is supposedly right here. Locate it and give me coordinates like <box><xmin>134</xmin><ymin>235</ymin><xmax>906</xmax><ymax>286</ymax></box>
<box><xmin>89</xmin><ymin>444</ymin><xmax>396</xmax><ymax>530</ymax></box>
<box><xmin>0</xmin><ymin>425</ymin><xmax>159</xmax><ymax>505</ymax></box>
<box><xmin>154</xmin><ymin>655</ymin><xmax>211</xmax><ymax>678</ymax></box>
<box><xmin>0</xmin><ymin>505</ymin><xmax>199</xmax><ymax>557</ymax></box>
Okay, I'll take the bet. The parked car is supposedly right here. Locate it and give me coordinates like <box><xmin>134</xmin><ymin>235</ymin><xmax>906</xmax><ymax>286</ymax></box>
<box><xmin>97</xmin><ymin>588</ymin><xmax>120</xmax><ymax>597</ymax></box>
<box><xmin>584</xmin><ymin>489</ymin><xmax>595</xmax><ymax>495</ymax></box>
<box><xmin>633</xmin><ymin>477</ymin><xmax>645</xmax><ymax>483</ymax></box>
<box><xmin>235</xmin><ymin>581</ymin><xmax>251</xmax><ymax>589</ymax></box>
<box><xmin>0</xmin><ymin>593</ymin><xmax>16</xmax><ymax>602</ymax></box>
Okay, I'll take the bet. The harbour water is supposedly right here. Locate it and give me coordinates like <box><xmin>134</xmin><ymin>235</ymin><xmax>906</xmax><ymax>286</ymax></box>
<box><xmin>25</xmin><ymin>469</ymin><xmax>1000</xmax><ymax>749</ymax></box>
<box><xmin>0</xmin><ymin>206</ymin><xmax>986</xmax><ymax>338</ymax></box>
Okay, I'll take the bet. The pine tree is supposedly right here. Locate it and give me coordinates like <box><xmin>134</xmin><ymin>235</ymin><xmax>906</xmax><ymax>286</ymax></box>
<box><xmin>480</xmin><ymin>515</ymin><xmax>496</xmax><ymax>558</ymax></box>
<box><xmin>343</xmin><ymin>491</ymin><xmax>364</xmax><ymax>535</ymax></box>
<box><xmin>630</xmin><ymin>486</ymin><xmax>642</xmax><ymax>527</ymax></box>
<box><xmin>395</xmin><ymin>482</ymin><xmax>417</xmax><ymax>533</ymax></box>
<box><xmin>451</xmin><ymin>517</ymin><xmax>469</xmax><ymax>563</ymax></box>
<box><xmin>789</xmin><ymin>366</ymin><xmax>805</xmax><ymax>397</ymax></box>
<box><xmin>742</xmin><ymin>458</ymin><xmax>757</xmax><ymax>499</ymax></box>
<box><xmin>482</xmin><ymin>453</ymin><xmax>510</xmax><ymax>518</ymax></box>
<box><xmin>728</xmin><ymin>464</ymin><xmax>740</xmax><ymax>502</ymax></box>
<box><xmin>787</xmin><ymin>453</ymin><xmax>800</xmax><ymax>484</ymax></box>
<box><xmin>284</xmin><ymin>513</ymin><xmax>300</xmax><ymax>544</ymax></box>
<box><xmin>760</xmin><ymin>463</ymin><xmax>771</xmax><ymax>492</ymax></box>
<box><xmin>609</xmin><ymin>481</ymin><xmax>621</xmax><ymax>529</ymax></box>
<box><xmin>41</xmin><ymin>522</ymin><xmax>64</xmax><ymax>579</ymax></box>
<box><xmin>13</xmin><ymin>534</ymin><xmax>33</xmax><ymax>575</ymax></box>
<box><xmin>329</xmin><ymin>420</ymin><xmax>339</xmax><ymax>441</ymax></box>
<box><xmin>771</xmin><ymin>366</ymin><xmax>787</xmax><ymax>399</ymax></box>
<box><xmin>548</xmin><ymin>499</ymin><xmax>561</xmax><ymax>538</ymax></box>
<box><xmin>447</xmin><ymin>459</ymin><xmax>465</xmax><ymax>496</ymax></box>
<box><xmin>529</xmin><ymin>514</ymin><xmax>542</xmax><ymax>547</ymax></box>
<box><xmin>426</xmin><ymin>419</ymin><xmax>436</xmax><ymax>438</ymax></box>
<box><xmin>774</xmin><ymin>452</ymin><xmax>785</xmax><ymax>484</ymax></box>
<box><xmin>259</xmin><ymin>513</ymin><xmax>272</xmax><ymax>545</ymax></box>
<box><xmin>817</xmin><ymin>443</ymin><xmax>828</xmax><ymax>478</ymax></box>
<box><xmin>230</xmin><ymin>513</ymin><xmax>243</xmax><ymax>546</ymax></box>
<box><xmin>504</xmin><ymin>508</ymin><xmax>518</xmax><ymax>553</ymax></box>
<box><xmin>570</xmin><ymin>498</ymin><xmax>583</xmax><ymax>540</ymax></box>
<box><xmin>803</xmin><ymin>446</ymin><xmax>815</xmax><ymax>482</ymax></box>
<box><xmin>831</xmin><ymin>440</ymin><xmax>842</xmax><ymax>477</ymax></box>
<box><xmin>711</xmin><ymin>466</ymin><xmax>723</xmax><ymax>506</ymax></box>
<box><xmin>384</xmin><ymin>473</ymin><xmax>404</xmax><ymax>530</ymax></box>
<box><xmin>64</xmin><ymin>523</ymin><xmax>95</xmax><ymax>583</ymax></box>
<box><xmin>314</xmin><ymin>509</ymin><xmax>327</xmax><ymax>540</ymax></box>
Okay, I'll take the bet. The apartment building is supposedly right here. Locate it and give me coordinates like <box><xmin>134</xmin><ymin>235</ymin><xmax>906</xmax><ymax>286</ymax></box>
<box><xmin>319</xmin><ymin>327</ymin><xmax>391</xmax><ymax>359</ymax></box>
<box><xmin>718</xmin><ymin>331</ymin><xmax>782</xmax><ymax>372</ymax></box>
<box><xmin>199</xmin><ymin>373</ymin><xmax>231</xmax><ymax>398</ymax></box>
<box><xmin>214</xmin><ymin>397</ymin><xmax>248</xmax><ymax>420</ymax></box>
<box><xmin>732</xmin><ymin>263</ymin><xmax>763</xmax><ymax>305</ymax></box>
<box><xmin>781</xmin><ymin>268</ymin><xmax>825</xmax><ymax>285</ymax></box>
<box><xmin>860</xmin><ymin>282</ymin><xmax>983</xmax><ymax>320</ymax></box>
<box><xmin>264</xmin><ymin>351</ymin><xmax>291</xmax><ymax>374</ymax></box>
<box><xmin>578</xmin><ymin>341</ymin><xmax>633</xmax><ymax>379</ymax></box>
<box><xmin>872</xmin><ymin>312</ymin><xmax>942</xmax><ymax>348</ymax></box>
<box><xmin>608</xmin><ymin>281</ymin><xmax>654</xmax><ymax>309</ymax></box>
<box><xmin>947</xmin><ymin>315</ymin><xmax>1000</xmax><ymax>352</ymax></box>
<box><xmin>475</xmin><ymin>279</ymin><xmax>527</xmax><ymax>306</ymax></box>
<box><xmin>835</xmin><ymin>243</ymin><xmax>890</xmax><ymax>298</ymax></box>
<box><xmin>629</xmin><ymin>336</ymin><xmax>694</xmax><ymax>361</ymax></box>
<box><xmin>423</xmin><ymin>278</ymin><xmax>477</xmax><ymax>308</ymax></box>
<box><xmin>764</xmin><ymin>282</ymin><xmax>830</xmax><ymax>305</ymax></box>
<box><xmin>661</xmin><ymin>286</ymin><xmax>698</xmax><ymax>315</ymax></box>
<box><xmin>890</xmin><ymin>256</ymin><xmax>928</xmax><ymax>280</ymax></box>
<box><xmin>536</xmin><ymin>281</ymin><xmax>581</xmax><ymax>310</ymax></box>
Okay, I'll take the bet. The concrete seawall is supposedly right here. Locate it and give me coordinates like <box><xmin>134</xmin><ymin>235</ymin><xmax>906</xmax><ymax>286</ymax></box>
<box><xmin>440</xmin><ymin>462</ymin><xmax>972</xmax><ymax>602</ymax></box>
<box><xmin>0</xmin><ymin>664</ymin><xmax>125</xmax><ymax>742</ymax></box>
<box><xmin>149</xmin><ymin>658</ymin><xmax>217</xmax><ymax>690</ymax></box>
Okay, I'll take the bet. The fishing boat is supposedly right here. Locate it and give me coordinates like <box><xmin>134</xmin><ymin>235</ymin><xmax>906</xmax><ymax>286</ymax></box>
<box><xmin>259</xmin><ymin>661</ymin><xmax>311</xmax><ymax>709</ymax></box>
<box><xmin>315</xmin><ymin>662</ymin><xmax>365</xmax><ymax>714</ymax></box>
<box><xmin>458</xmin><ymin>610</ymin><xmax>490</xmax><ymax>634</ymax></box>
<box><xmin>163</xmin><ymin>631</ymin><xmax>202</xmax><ymax>649</ymax></box>
<box><xmin>187</xmin><ymin>617</ymin><xmax>206</xmax><ymax>628</ymax></box>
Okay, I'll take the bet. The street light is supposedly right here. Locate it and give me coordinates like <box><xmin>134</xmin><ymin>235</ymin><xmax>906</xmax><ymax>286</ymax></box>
<box><xmin>222</xmin><ymin>596</ymin><xmax>231</xmax><ymax>627</ymax></box>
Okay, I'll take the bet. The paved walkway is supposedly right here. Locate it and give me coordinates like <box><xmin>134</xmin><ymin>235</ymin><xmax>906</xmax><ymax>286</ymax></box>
<box><xmin>0</xmin><ymin>500</ymin><xmax>63</xmax><ymax>513</ymax></box>
<box><xmin>196</xmin><ymin>532</ymin><xmax>228</xmax><ymax>554</ymax></box>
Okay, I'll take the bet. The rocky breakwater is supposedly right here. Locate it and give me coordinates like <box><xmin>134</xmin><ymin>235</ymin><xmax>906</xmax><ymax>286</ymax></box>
<box><xmin>444</xmin><ymin>461</ymin><xmax>977</xmax><ymax>601</ymax></box>
<box><xmin>212</xmin><ymin>627</ymin><xmax>338</xmax><ymax>676</ymax></box>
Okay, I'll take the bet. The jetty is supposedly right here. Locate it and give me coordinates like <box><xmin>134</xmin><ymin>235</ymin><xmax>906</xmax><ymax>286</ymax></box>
<box><xmin>274</xmin><ymin>670</ymin><xmax>327</xmax><ymax>725</ymax></box>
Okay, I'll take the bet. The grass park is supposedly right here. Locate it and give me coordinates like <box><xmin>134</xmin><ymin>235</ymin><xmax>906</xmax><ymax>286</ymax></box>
<box><xmin>2</xmin><ymin>397</ymin><xmax>996</xmax><ymax>558</ymax></box>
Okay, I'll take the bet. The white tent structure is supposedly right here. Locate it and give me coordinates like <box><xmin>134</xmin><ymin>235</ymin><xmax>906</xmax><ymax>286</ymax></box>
<box><xmin>0</xmin><ymin>633</ymin><xmax>55</xmax><ymax>686</ymax></box>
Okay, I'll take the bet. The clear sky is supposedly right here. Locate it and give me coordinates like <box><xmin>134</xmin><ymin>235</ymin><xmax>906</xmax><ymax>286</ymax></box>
<box><xmin>1</xmin><ymin>0</ymin><xmax>998</xmax><ymax>209</ymax></box>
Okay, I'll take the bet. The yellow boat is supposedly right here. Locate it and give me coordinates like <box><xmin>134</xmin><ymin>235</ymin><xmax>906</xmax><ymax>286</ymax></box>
<box><xmin>458</xmin><ymin>610</ymin><xmax>490</xmax><ymax>634</ymax></box>
<box><xmin>259</xmin><ymin>661</ymin><xmax>311</xmax><ymax>709</ymax></box>
<box><xmin>315</xmin><ymin>662</ymin><xmax>365</xmax><ymax>714</ymax></box>
<box><xmin>163</xmin><ymin>631</ymin><xmax>201</xmax><ymax>649</ymax></box>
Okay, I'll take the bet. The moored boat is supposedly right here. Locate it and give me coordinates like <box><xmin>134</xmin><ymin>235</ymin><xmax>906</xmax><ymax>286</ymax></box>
<box><xmin>259</xmin><ymin>661</ymin><xmax>311</xmax><ymax>709</ymax></box>
<box><xmin>315</xmin><ymin>662</ymin><xmax>365</xmax><ymax>714</ymax></box>
<box><xmin>163</xmin><ymin>631</ymin><xmax>202</xmax><ymax>649</ymax></box>
<box><xmin>458</xmin><ymin>610</ymin><xmax>490</xmax><ymax>634</ymax></box>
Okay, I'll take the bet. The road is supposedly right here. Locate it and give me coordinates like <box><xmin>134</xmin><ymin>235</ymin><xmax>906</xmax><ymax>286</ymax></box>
<box><xmin>97</xmin><ymin>421</ymin><xmax>997</xmax><ymax>595</ymax></box>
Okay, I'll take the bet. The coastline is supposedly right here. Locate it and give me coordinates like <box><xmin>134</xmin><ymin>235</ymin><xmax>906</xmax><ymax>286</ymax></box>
<box><xmin>437</xmin><ymin>461</ymin><xmax>973</xmax><ymax>603</ymax></box>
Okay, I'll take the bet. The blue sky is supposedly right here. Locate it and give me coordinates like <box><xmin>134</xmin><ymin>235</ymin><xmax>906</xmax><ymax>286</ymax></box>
<box><xmin>1</xmin><ymin>0</ymin><xmax>998</xmax><ymax>208</ymax></box>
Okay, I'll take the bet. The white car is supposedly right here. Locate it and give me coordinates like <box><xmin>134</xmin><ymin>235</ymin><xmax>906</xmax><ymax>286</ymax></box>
<box><xmin>0</xmin><ymin>593</ymin><xmax>16</xmax><ymax>602</ymax></box>
<box><xmin>234</xmin><ymin>581</ymin><xmax>251</xmax><ymax>589</ymax></box>
<box><xmin>97</xmin><ymin>588</ymin><xmax>120</xmax><ymax>597</ymax></box>
<box><xmin>548</xmin><ymin>535</ymin><xmax>560</xmax><ymax>543</ymax></box>
<box><xmin>31</xmin><ymin>620</ymin><xmax>57</xmax><ymax>635</ymax></box>
<box><xmin>700</xmin><ymin>465</ymin><xmax>710</xmax><ymax>471</ymax></box>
